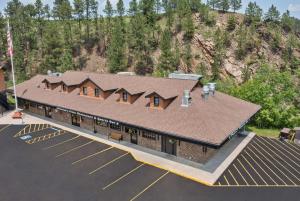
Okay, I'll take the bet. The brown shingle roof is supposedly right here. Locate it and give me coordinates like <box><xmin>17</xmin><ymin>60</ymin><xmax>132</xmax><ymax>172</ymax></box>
<box><xmin>15</xmin><ymin>71</ymin><xmax>261</xmax><ymax>146</ymax></box>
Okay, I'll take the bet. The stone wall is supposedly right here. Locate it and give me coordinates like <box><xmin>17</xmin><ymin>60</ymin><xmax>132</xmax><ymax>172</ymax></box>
<box><xmin>80</xmin><ymin>116</ymin><xmax>94</xmax><ymax>131</ymax></box>
<box><xmin>52</xmin><ymin>110</ymin><xmax>71</xmax><ymax>124</ymax></box>
<box><xmin>138</xmin><ymin>133</ymin><xmax>161</xmax><ymax>151</ymax></box>
<box><xmin>177</xmin><ymin>141</ymin><xmax>217</xmax><ymax>164</ymax></box>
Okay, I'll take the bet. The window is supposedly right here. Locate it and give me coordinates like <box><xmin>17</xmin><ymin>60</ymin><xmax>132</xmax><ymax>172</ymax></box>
<box><xmin>110</xmin><ymin>123</ymin><xmax>121</xmax><ymax>131</ymax></box>
<box><xmin>154</xmin><ymin>96</ymin><xmax>160</xmax><ymax>107</ymax></box>
<box><xmin>95</xmin><ymin>88</ymin><xmax>100</xmax><ymax>97</ymax></box>
<box><xmin>96</xmin><ymin>119</ymin><xmax>108</xmax><ymax>127</ymax></box>
<box><xmin>45</xmin><ymin>82</ymin><xmax>50</xmax><ymax>89</ymax></box>
<box><xmin>142</xmin><ymin>131</ymin><xmax>157</xmax><ymax>140</ymax></box>
<box><xmin>83</xmin><ymin>87</ymin><xmax>87</xmax><ymax>95</ymax></box>
<box><xmin>122</xmin><ymin>92</ymin><xmax>128</xmax><ymax>102</ymax></box>
<box><xmin>62</xmin><ymin>84</ymin><xmax>67</xmax><ymax>92</ymax></box>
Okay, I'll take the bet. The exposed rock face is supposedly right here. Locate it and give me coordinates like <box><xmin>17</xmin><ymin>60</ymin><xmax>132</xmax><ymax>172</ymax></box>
<box><xmin>192</xmin><ymin>34</ymin><xmax>214</xmax><ymax>64</ymax></box>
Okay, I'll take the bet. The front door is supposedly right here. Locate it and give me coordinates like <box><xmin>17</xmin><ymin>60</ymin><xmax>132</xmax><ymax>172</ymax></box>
<box><xmin>162</xmin><ymin>136</ymin><xmax>177</xmax><ymax>155</ymax></box>
<box><xmin>130</xmin><ymin>132</ymin><xmax>138</xmax><ymax>144</ymax></box>
<box><xmin>71</xmin><ymin>114</ymin><xmax>80</xmax><ymax>127</ymax></box>
<box><xmin>45</xmin><ymin>107</ymin><xmax>52</xmax><ymax>118</ymax></box>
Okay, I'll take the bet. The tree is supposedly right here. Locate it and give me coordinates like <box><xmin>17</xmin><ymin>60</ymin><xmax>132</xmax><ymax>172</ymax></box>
<box><xmin>207</xmin><ymin>0</ymin><xmax>218</xmax><ymax>9</ymax></box>
<box><xmin>264</xmin><ymin>4</ymin><xmax>280</xmax><ymax>22</ymax></box>
<box><xmin>183</xmin><ymin>43</ymin><xmax>192</xmax><ymax>73</ymax></box>
<box><xmin>227</xmin><ymin>14</ymin><xmax>236</xmax><ymax>31</ymax></box>
<box><xmin>281</xmin><ymin>10</ymin><xmax>294</xmax><ymax>32</ymax></box>
<box><xmin>90</xmin><ymin>0</ymin><xmax>98</xmax><ymax>37</ymax></box>
<box><xmin>103</xmin><ymin>0</ymin><xmax>114</xmax><ymax>37</ymax></box>
<box><xmin>245</xmin><ymin>2</ymin><xmax>263</xmax><ymax>25</ymax></box>
<box><xmin>34</xmin><ymin>0</ymin><xmax>45</xmax><ymax>52</ymax></box>
<box><xmin>216</xmin><ymin>0</ymin><xmax>230</xmax><ymax>12</ymax></box>
<box><xmin>158</xmin><ymin>29</ymin><xmax>175</xmax><ymax>74</ymax></box>
<box><xmin>73</xmin><ymin>0</ymin><xmax>85</xmax><ymax>39</ymax></box>
<box><xmin>230</xmin><ymin>0</ymin><xmax>241</xmax><ymax>13</ymax></box>
<box><xmin>107</xmin><ymin>21</ymin><xmax>126</xmax><ymax>73</ymax></box>
<box><xmin>189</xmin><ymin>0</ymin><xmax>201</xmax><ymax>12</ymax></box>
<box><xmin>162</xmin><ymin>0</ymin><xmax>174</xmax><ymax>29</ymax></box>
<box><xmin>155</xmin><ymin>0</ymin><xmax>161</xmax><ymax>14</ymax></box>
<box><xmin>182</xmin><ymin>8</ymin><xmax>195</xmax><ymax>40</ymax></box>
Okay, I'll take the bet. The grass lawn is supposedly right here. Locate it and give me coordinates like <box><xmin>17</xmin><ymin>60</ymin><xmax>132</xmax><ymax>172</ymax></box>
<box><xmin>246</xmin><ymin>126</ymin><xmax>280</xmax><ymax>138</ymax></box>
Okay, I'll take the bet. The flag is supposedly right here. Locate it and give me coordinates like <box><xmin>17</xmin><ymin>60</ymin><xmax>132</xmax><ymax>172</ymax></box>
<box><xmin>7</xmin><ymin>23</ymin><xmax>13</xmax><ymax>57</ymax></box>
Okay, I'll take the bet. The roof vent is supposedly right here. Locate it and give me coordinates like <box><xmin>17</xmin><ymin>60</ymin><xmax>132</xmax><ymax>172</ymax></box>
<box><xmin>169</xmin><ymin>71</ymin><xmax>202</xmax><ymax>81</ymax></box>
<box><xmin>202</xmin><ymin>85</ymin><xmax>209</xmax><ymax>100</ymax></box>
<box><xmin>208</xmin><ymin>83</ymin><xmax>216</xmax><ymax>96</ymax></box>
<box><xmin>117</xmin><ymin>72</ymin><xmax>136</xmax><ymax>76</ymax></box>
<box><xmin>47</xmin><ymin>70</ymin><xmax>62</xmax><ymax>77</ymax></box>
<box><xmin>181</xmin><ymin>90</ymin><xmax>192</xmax><ymax>107</ymax></box>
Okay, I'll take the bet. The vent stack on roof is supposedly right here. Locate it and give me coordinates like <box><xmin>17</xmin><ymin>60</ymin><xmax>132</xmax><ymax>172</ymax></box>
<box><xmin>202</xmin><ymin>85</ymin><xmax>209</xmax><ymax>100</ymax></box>
<box><xmin>181</xmin><ymin>90</ymin><xmax>191</xmax><ymax>107</ymax></box>
<box><xmin>208</xmin><ymin>83</ymin><xmax>216</xmax><ymax>96</ymax></box>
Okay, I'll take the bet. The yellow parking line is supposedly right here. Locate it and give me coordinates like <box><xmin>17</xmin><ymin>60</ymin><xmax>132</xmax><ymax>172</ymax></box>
<box><xmin>237</xmin><ymin>158</ymin><xmax>257</xmax><ymax>185</ymax></box>
<box><xmin>250</xmin><ymin>142</ymin><xmax>299</xmax><ymax>184</ymax></box>
<box><xmin>228</xmin><ymin>169</ymin><xmax>238</xmax><ymax>185</ymax></box>
<box><xmin>89</xmin><ymin>153</ymin><xmax>129</xmax><ymax>175</ymax></box>
<box><xmin>258</xmin><ymin>136</ymin><xmax>300</xmax><ymax>162</ymax></box>
<box><xmin>129</xmin><ymin>171</ymin><xmax>169</xmax><ymax>201</ymax></box>
<box><xmin>241</xmin><ymin>153</ymin><xmax>268</xmax><ymax>185</ymax></box>
<box><xmin>102</xmin><ymin>163</ymin><xmax>145</xmax><ymax>190</ymax></box>
<box><xmin>0</xmin><ymin>125</ymin><xmax>10</xmax><ymax>134</ymax></box>
<box><xmin>245</xmin><ymin>148</ymin><xmax>281</xmax><ymax>185</ymax></box>
<box><xmin>43</xmin><ymin>135</ymin><xmax>79</xmax><ymax>150</ymax></box>
<box><xmin>223</xmin><ymin>175</ymin><xmax>229</xmax><ymax>185</ymax></box>
<box><xmin>72</xmin><ymin>147</ymin><xmax>114</xmax><ymax>165</ymax></box>
<box><xmin>233</xmin><ymin>164</ymin><xmax>248</xmax><ymax>185</ymax></box>
<box><xmin>254</xmin><ymin>138</ymin><xmax>300</xmax><ymax>172</ymax></box>
<box><xmin>55</xmin><ymin>141</ymin><xmax>94</xmax><ymax>158</ymax></box>
<box><xmin>14</xmin><ymin>125</ymin><xmax>30</xmax><ymax>137</ymax></box>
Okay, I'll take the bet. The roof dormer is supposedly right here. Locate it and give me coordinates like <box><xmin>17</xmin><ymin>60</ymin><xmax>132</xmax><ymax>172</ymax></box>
<box><xmin>115</xmin><ymin>88</ymin><xmax>144</xmax><ymax>104</ymax></box>
<box><xmin>145</xmin><ymin>92</ymin><xmax>177</xmax><ymax>110</ymax></box>
<box><xmin>79</xmin><ymin>78</ymin><xmax>115</xmax><ymax>99</ymax></box>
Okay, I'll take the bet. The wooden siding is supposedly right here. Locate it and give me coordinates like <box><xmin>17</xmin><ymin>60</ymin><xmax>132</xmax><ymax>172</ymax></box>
<box><xmin>0</xmin><ymin>69</ymin><xmax>5</xmax><ymax>92</ymax></box>
<box><xmin>149</xmin><ymin>95</ymin><xmax>173</xmax><ymax>109</ymax></box>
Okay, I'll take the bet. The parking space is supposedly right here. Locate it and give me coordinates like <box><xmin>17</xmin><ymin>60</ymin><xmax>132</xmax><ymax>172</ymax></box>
<box><xmin>215</xmin><ymin>136</ymin><xmax>300</xmax><ymax>186</ymax></box>
<box><xmin>0</xmin><ymin>124</ymin><xmax>299</xmax><ymax>201</ymax></box>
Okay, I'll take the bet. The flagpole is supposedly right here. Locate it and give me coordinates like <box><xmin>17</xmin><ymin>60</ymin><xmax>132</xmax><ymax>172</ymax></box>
<box><xmin>7</xmin><ymin>19</ymin><xmax>18</xmax><ymax>111</ymax></box>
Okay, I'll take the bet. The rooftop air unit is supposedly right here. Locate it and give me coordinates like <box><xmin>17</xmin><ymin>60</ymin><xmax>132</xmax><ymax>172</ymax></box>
<box><xmin>208</xmin><ymin>83</ymin><xmax>216</xmax><ymax>96</ymax></box>
<box><xmin>202</xmin><ymin>85</ymin><xmax>209</xmax><ymax>100</ymax></box>
<box><xmin>181</xmin><ymin>90</ymin><xmax>192</xmax><ymax>107</ymax></box>
<box><xmin>169</xmin><ymin>71</ymin><xmax>202</xmax><ymax>81</ymax></box>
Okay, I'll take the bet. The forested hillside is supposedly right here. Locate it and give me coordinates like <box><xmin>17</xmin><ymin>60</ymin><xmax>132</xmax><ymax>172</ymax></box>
<box><xmin>0</xmin><ymin>0</ymin><xmax>299</xmax><ymax>129</ymax></box>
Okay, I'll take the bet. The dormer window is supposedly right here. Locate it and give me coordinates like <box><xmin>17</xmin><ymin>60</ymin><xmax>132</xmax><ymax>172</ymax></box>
<box><xmin>122</xmin><ymin>92</ymin><xmax>128</xmax><ymax>102</ymax></box>
<box><xmin>62</xmin><ymin>84</ymin><xmax>67</xmax><ymax>92</ymax></box>
<box><xmin>45</xmin><ymin>82</ymin><xmax>50</xmax><ymax>89</ymax></box>
<box><xmin>95</xmin><ymin>88</ymin><xmax>100</xmax><ymax>97</ymax></box>
<box><xmin>83</xmin><ymin>87</ymin><xmax>87</xmax><ymax>95</ymax></box>
<box><xmin>154</xmin><ymin>96</ymin><xmax>160</xmax><ymax>107</ymax></box>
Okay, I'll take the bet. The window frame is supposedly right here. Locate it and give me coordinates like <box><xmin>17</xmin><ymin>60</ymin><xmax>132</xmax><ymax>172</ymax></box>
<box><xmin>62</xmin><ymin>84</ymin><xmax>67</xmax><ymax>92</ymax></box>
<box><xmin>122</xmin><ymin>91</ymin><xmax>128</xmax><ymax>102</ymax></box>
<box><xmin>94</xmin><ymin>88</ymin><xmax>100</xmax><ymax>97</ymax></box>
<box><xmin>154</xmin><ymin>96</ymin><xmax>160</xmax><ymax>107</ymax></box>
<box><xmin>82</xmin><ymin>86</ymin><xmax>88</xmax><ymax>95</ymax></box>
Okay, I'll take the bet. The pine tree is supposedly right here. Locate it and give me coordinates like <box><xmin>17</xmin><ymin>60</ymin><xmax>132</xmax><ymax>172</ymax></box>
<box><xmin>227</xmin><ymin>14</ymin><xmax>236</xmax><ymax>31</ymax></box>
<box><xmin>107</xmin><ymin>21</ymin><xmax>126</xmax><ymax>73</ymax></box>
<box><xmin>245</xmin><ymin>2</ymin><xmax>263</xmax><ymax>25</ymax></box>
<box><xmin>73</xmin><ymin>0</ymin><xmax>85</xmax><ymax>39</ymax></box>
<box><xmin>216</xmin><ymin>0</ymin><xmax>230</xmax><ymax>12</ymax></box>
<box><xmin>183</xmin><ymin>43</ymin><xmax>192</xmax><ymax>73</ymax></box>
<box><xmin>155</xmin><ymin>0</ymin><xmax>161</xmax><ymax>14</ymax></box>
<box><xmin>116</xmin><ymin>0</ymin><xmax>125</xmax><ymax>33</ymax></box>
<box><xmin>230</xmin><ymin>0</ymin><xmax>241</xmax><ymax>13</ymax></box>
<box><xmin>281</xmin><ymin>10</ymin><xmax>294</xmax><ymax>32</ymax></box>
<box><xmin>182</xmin><ymin>6</ymin><xmax>195</xmax><ymax>40</ymax></box>
<box><xmin>103</xmin><ymin>0</ymin><xmax>114</xmax><ymax>37</ymax></box>
<box><xmin>85</xmin><ymin>0</ymin><xmax>91</xmax><ymax>39</ymax></box>
<box><xmin>264</xmin><ymin>4</ymin><xmax>280</xmax><ymax>22</ymax></box>
<box><xmin>158</xmin><ymin>29</ymin><xmax>175</xmax><ymax>73</ymax></box>
<box><xmin>34</xmin><ymin>0</ymin><xmax>45</xmax><ymax>52</ymax></box>
<box><xmin>207</xmin><ymin>0</ymin><xmax>218</xmax><ymax>10</ymax></box>
<box><xmin>162</xmin><ymin>0</ymin><xmax>174</xmax><ymax>29</ymax></box>
<box><xmin>90</xmin><ymin>0</ymin><xmax>98</xmax><ymax>37</ymax></box>
<box><xmin>189</xmin><ymin>0</ymin><xmax>201</xmax><ymax>12</ymax></box>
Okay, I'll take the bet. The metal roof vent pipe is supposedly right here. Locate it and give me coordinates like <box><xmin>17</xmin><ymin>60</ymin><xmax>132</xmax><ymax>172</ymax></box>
<box><xmin>208</xmin><ymin>83</ymin><xmax>216</xmax><ymax>96</ymax></box>
<box><xmin>202</xmin><ymin>85</ymin><xmax>210</xmax><ymax>100</ymax></box>
<box><xmin>181</xmin><ymin>90</ymin><xmax>192</xmax><ymax>107</ymax></box>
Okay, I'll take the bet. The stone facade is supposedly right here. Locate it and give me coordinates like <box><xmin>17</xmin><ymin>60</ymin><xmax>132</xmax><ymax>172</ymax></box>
<box><xmin>177</xmin><ymin>140</ymin><xmax>217</xmax><ymax>164</ymax></box>
<box><xmin>52</xmin><ymin>109</ymin><xmax>72</xmax><ymax>124</ymax></box>
<box><xmin>21</xmin><ymin>99</ymin><xmax>218</xmax><ymax>164</ymax></box>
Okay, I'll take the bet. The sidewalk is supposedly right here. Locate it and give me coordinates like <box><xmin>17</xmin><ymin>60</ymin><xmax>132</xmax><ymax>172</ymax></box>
<box><xmin>0</xmin><ymin>111</ymin><xmax>255</xmax><ymax>185</ymax></box>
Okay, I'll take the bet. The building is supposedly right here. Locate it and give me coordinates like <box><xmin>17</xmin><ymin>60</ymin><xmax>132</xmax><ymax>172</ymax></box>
<box><xmin>14</xmin><ymin>71</ymin><xmax>260</xmax><ymax>164</ymax></box>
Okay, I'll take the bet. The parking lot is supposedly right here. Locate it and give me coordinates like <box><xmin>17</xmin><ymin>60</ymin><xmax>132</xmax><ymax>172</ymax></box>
<box><xmin>215</xmin><ymin>135</ymin><xmax>300</xmax><ymax>186</ymax></box>
<box><xmin>0</xmin><ymin>124</ymin><xmax>299</xmax><ymax>201</ymax></box>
